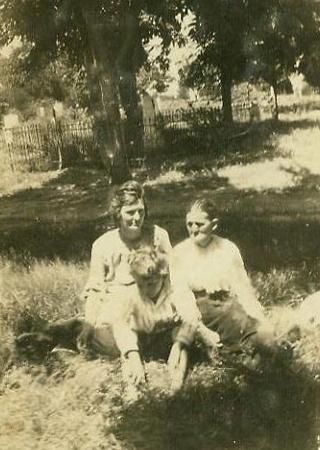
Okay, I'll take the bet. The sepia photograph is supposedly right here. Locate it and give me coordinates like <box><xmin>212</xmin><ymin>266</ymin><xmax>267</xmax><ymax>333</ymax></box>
<box><xmin>0</xmin><ymin>1</ymin><xmax>319</xmax><ymax>449</ymax></box>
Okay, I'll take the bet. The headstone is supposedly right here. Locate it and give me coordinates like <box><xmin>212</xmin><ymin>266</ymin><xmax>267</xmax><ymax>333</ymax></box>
<box><xmin>38</xmin><ymin>106</ymin><xmax>46</xmax><ymax>118</ymax></box>
<box><xmin>3</xmin><ymin>113</ymin><xmax>19</xmax><ymax>129</ymax></box>
<box><xmin>53</xmin><ymin>101</ymin><xmax>64</xmax><ymax>118</ymax></box>
<box><xmin>289</xmin><ymin>73</ymin><xmax>309</xmax><ymax>98</ymax></box>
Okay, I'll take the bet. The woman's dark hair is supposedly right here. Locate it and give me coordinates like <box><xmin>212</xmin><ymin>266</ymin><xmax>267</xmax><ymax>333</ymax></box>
<box><xmin>187</xmin><ymin>198</ymin><xmax>217</xmax><ymax>221</ymax></box>
<box><xmin>109</xmin><ymin>180</ymin><xmax>147</xmax><ymax>225</ymax></box>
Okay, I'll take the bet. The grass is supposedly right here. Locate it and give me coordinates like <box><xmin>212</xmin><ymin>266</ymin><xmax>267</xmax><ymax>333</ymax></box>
<box><xmin>0</xmin><ymin>258</ymin><xmax>319</xmax><ymax>450</ymax></box>
<box><xmin>0</xmin><ymin>96</ymin><xmax>320</xmax><ymax>449</ymax></box>
<box><xmin>0</xmin><ymin>151</ymin><xmax>61</xmax><ymax>198</ymax></box>
<box><xmin>0</xmin><ymin>258</ymin><xmax>88</xmax><ymax>333</ymax></box>
<box><xmin>1</xmin><ymin>108</ymin><xmax>320</xmax><ymax>271</ymax></box>
<box><xmin>0</xmin><ymin>357</ymin><xmax>124</xmax><ymax>450</ymax></box>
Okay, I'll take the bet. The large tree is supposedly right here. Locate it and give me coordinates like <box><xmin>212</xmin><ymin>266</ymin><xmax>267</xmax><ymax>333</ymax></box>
<box><xmin>245</xmin><ymin>0</ymin><xmax>320</xmax><ymax>120</ymax></box>
<box><xmin>185</xmin><ymin>0</ymin><xmax>250</xmax><ymax>123</ymax></box>
<box><xmin>0</xmin><ymin>0</ymin><xmax>186</xmax><ymax>183</ymax></box>
<box><xmin>293</xmin><ymin>1</ymin><xmax>320</xmax><ymax>90</ymax></box>
<box><xmin>184</xmin><ymin>0</ymin><xmax>320</xmax><ymax>123</ymax></box>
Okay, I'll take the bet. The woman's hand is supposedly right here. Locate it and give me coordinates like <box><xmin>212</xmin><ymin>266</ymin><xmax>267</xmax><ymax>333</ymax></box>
<box><xmin>168</xmin><ymin>342</ymin><xmax>188</xmax><ymax>392</ymax></box>
<box><xmin>122</xmin><ymin>351</ymin><xmax>146</xmax><ymax>386</ymax></box>
<box><xmin>197</xmin><ymin>323</ymin><xmax>221</xmax><ymax>361</ymax></box>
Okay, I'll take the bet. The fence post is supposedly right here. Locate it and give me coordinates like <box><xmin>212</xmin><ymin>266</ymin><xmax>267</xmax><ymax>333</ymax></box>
<box><xmin>3</xmin><ymin>129</ymin><xmax>16</xmax><ymax>172</ymax></box>
<box><xmin>53</xmin><ymin>118</ymin><xmax>63</xmax><ymax>170</ymax></box>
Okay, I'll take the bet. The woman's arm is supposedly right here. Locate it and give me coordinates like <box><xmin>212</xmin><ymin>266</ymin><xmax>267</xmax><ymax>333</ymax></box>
<box><xmin>230</xmin><ymin>245</ymin><xmax>266</xmax><ymax>322</ymax></box>
<box><xmin>171</xmin><ymin>284</ymin><xmax>202</xmax><ymax>347</ymax></box>
<box><xmin>112</xmin><ymin>297</ymin><xmax>146</xmax><ymax>386</ymax></box>
<box><xmin>167</xmin><ymin>342</ymin><xmax>188</xmax><ymax>391</ymax></box>
<box><xmin>82</xmin><ymin>242</ymin><xmax>110</xmax><ymax>325</ymax></box>
<box><xmin>84</xmin><ymin>241</ymin><xmax>109</xmax><ymax>294</ymax></box>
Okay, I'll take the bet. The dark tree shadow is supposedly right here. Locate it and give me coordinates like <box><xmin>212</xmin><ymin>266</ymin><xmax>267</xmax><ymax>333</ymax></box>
<box><xmin>1</xmin><ymin>116</ymin><xmax>320</xmax><ymax>270</ymax></box>
<box><xmin>114</xmin><ymin>367</ymin><xmax>319</xmax><ymax>450</ymax></box>
<box><xmin>145</xmin><ymin>118</ymin><xmax>320</xmax><ymax>172</ymax></box>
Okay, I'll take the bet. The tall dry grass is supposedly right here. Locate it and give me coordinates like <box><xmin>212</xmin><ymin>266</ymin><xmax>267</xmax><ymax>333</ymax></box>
<box><xmin>0</xmin><ymin>258</ymin><xmax>318</xmax><ymax>449</ymax></box>
<box><xmin>0</xmin><ymin>258</ymin><xmax>88</xmax><ymax>335</ymax></box>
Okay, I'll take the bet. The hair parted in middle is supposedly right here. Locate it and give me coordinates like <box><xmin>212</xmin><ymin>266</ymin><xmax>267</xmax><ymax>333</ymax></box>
<box><xmin>108</xmin><ymin>180</ymin><xmax>148</xmax><ymax>225</ymax></box>
<box><xmin>128</xmin><ymin>247</ymin><xmax>169</xmax><ymax>280</ymax></box>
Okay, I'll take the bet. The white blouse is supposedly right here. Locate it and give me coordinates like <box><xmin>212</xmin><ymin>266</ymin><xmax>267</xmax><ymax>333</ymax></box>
<box><xmin>83</xmin><ymin>225</ymin><xmax>172</xmax><ymax>325</ymax></box>
<box><xmin>172</xmin><ymin>235</ymin><xmax>265</xmax><ymax>322</ymax></box>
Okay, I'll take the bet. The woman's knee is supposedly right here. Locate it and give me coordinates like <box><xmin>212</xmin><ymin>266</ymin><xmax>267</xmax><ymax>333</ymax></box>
<box><xmin>84</xmin><ymin>296</ymin><xmax>99</xmax><ymax>324</ymax></box>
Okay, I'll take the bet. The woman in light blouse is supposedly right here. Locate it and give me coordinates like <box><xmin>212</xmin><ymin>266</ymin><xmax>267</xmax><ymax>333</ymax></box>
<box><xmin>172</xmin><ymin>198</ymin><xmax>276</xmax><ymax>356</ymax></box>
<box><xmin>83</xmin><ymin>180</ymin><xmax>172</xmax><ymax>327</ymax></box>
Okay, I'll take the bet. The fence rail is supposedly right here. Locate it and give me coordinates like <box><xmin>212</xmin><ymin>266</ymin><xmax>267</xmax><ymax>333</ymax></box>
<box><xmin>0</xmin><ymin>103</ymin><xmax>266</xmax><ymax>172</ymax></box>
<box><xmin>1</xmin><ymin>119</ymin><xmax>97</xmax><ymax>172</ymax></box>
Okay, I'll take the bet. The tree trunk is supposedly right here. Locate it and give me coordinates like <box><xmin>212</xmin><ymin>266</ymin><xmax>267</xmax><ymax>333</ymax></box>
<box><xmin>117</xmin><ymin>3</ymin><xmax>145</xmax><ymax>162</ymax></box>
<box><xmin>271</xmin><ymin>82</ymin><xmax>279</xmax><ymax>121</ymax></box>
<box><xmin>119</xmin><ymin>70</ymin><xmax>144</xmax><ymax>160</ymax></box>
<box><xmin>220</xmin><ymin>69</ymin><xmax>233</xmax><ymax>124</ymax></box>
<box><xmin>81</xmin><ymin>4</ymin><xmax>130</xmax><ymax>184</ymax></box>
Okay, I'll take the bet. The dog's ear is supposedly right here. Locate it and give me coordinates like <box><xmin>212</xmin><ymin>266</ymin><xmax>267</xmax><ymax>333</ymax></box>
<box><xmin>15</xmin><ymin>331</ymin><xmax>54</xmax><ymax>361</ymax></box>
<box><xmin>286</xmin><ymin>324</ymin><xmax>301</xmax><ymax>343</ymax></box>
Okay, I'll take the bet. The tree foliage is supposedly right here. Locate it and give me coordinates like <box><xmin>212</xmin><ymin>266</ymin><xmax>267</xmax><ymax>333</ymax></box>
<box><xmin>0</xmin><ymin>44</ymin><xmax>89</xmax><ymax>117</ymax></box>
<box><xmin>137</xmin><ymin>65</ymin><xmax>173</xmax><ymax>95</ymax></box>
<box><xmin>245</xmin><ymin>0</ymin><xmax>320</xmax><ymax>119</ymax></box>
<box><xmin>184</xmin><ymin>0</ymin><xmax>320</xmax><ymax>122</ymax></box>
<box><xmin>0</xmin><ymin>0</ymin><xmax>188</xmax><ymax>182</ymax></box>
<box><xmin>184</xmin><ymin>0</ymin><xmax>250</xmax><ymax>122</ymax></box>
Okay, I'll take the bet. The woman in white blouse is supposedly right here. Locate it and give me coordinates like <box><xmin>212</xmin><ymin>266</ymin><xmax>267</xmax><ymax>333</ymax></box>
<box><xmin>83</xmin><ymin>180</ymin><xmax>172</xmax><ymax>326</ymax></box>
<box><xmin>172</xmin><ymin>198</ymin><xmax>276</xmax><ymax>355</ymax></box>
<box><xmin>16</xmin><ymin>182</ymin><xmax>173</xmax><ymax>374</ymax></box>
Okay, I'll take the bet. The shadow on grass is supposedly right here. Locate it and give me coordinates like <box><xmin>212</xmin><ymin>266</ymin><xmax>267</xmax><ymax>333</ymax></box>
<box><xmin>218</xmin><ymin>117</ymin><xmax>320</xmax><ymax>168</ymax></box>
<box><xmin>0</xmin><ymin>167</ymin><xmax>114</xmax><ymax>263</ymax></box>
<box><xmin>1</xmin><ymin>116</ymin><xmax>320</xmax><ymax>269</ymax></box>
<box><xmin>145</xmin><ymin>118</ymin><xmax>320</xmax><ymax>173</ymax></box>
<box><xmin>146</xmin><ymin>172</ymin><xmax>320</xmax><ymax>271</ymax></box>
<box><xmin>1</xmin><ymin>169</ymin><xmax>320</xmax><ymax>271</ymax></box>
<box><xmin>115</xmin><ymin>368</ymin><xmax>319</xmax><ymax>450</ymax></box>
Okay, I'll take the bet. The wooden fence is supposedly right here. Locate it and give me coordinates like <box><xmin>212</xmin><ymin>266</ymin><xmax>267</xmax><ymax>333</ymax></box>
<box><xmin>143</xmin><ymin>107</ymin><xmax>222</xmax><ymax>149</ymax></box>
<box><xmin>1</xmin><ymin>120</ymin><xmax>97</xmax><ymax>172</ymax></box>
<box><xmin>0</xmin><ymin>103</ymin><xmax>265</xmax><ymax>172</ymax></box>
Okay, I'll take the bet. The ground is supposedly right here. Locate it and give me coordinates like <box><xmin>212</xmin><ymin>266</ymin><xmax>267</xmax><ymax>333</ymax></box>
<box><xmin>0</xmin><ymin>97</ymin><xmax>319</xmax><ymax>450</ymax></box>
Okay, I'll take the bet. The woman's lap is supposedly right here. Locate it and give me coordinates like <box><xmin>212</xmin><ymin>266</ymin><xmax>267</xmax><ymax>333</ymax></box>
<box><xmin>197</xmin><ymin>296</ymin><xmax>259</xmax><ymax>348</ymax></box>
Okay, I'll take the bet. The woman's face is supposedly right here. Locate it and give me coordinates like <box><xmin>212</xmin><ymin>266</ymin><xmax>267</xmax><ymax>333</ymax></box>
<box><xmin>186</xmin><ymin>208</ymin><xmax>217</xmax><ymax>247</ymax></box>
<box><xmin>119</xmin><ymin>199</ymin><xmax>145</xmax><ymax>240</ymax></box>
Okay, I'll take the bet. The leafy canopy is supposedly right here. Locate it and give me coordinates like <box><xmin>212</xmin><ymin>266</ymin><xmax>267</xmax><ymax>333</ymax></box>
<box><xmin>0</xmin><ymin>0</ymin><xmax>188</xmax><ymax>75</ymax></box>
